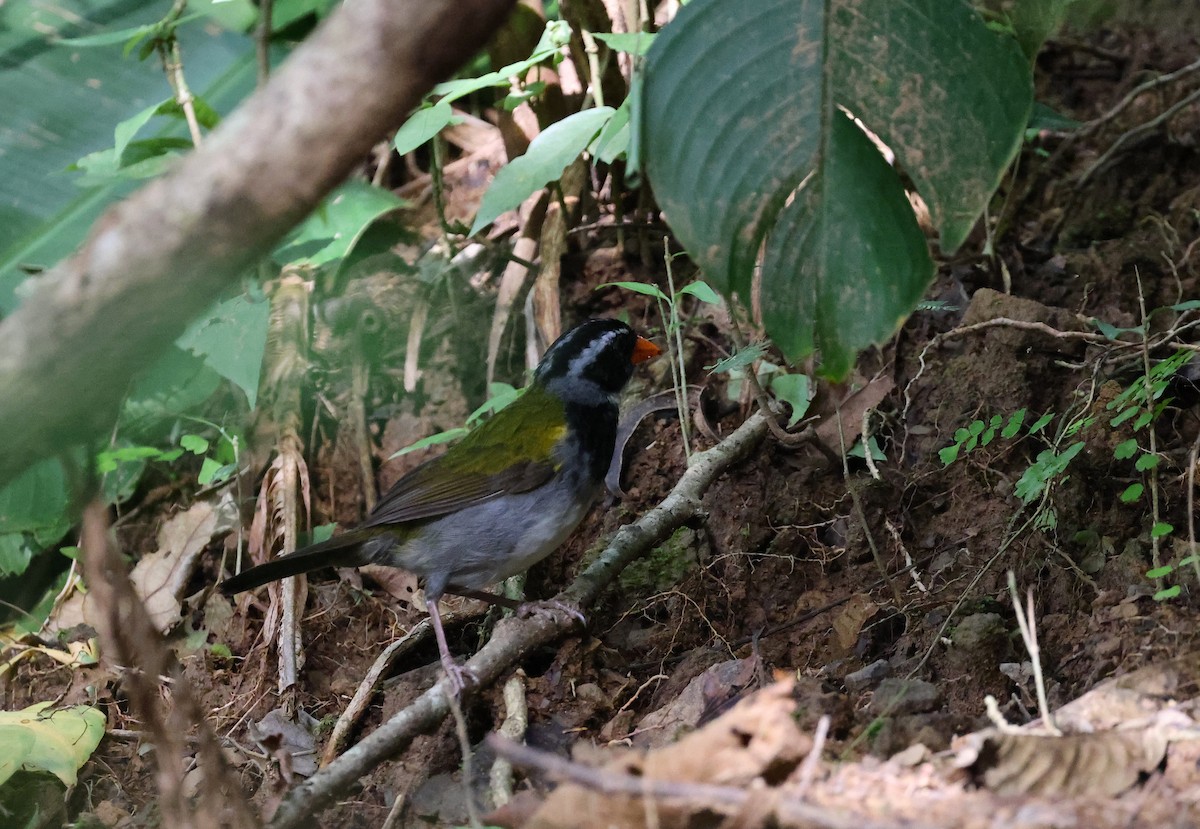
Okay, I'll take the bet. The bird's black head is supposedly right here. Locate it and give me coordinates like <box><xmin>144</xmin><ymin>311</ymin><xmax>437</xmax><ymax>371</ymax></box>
<box><xmin>535</xmin><ymin>318</ymin><xmax>659</xmax><ymax>402</ymax></box>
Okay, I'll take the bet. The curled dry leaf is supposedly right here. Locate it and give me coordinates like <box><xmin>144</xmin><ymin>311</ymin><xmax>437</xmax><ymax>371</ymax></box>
<box><xmin>948</xmin><ymin>653</ymin><xmax>1200</xmax><ymax>800</ymax></box>
<box><xmin>605</xmin><ymin>389</ymin><xmax>680</xmax><ymax>498</ymax></box>
<box><xmin>130</xmin><ymin>493</ymin><xmax>241</xmax><ymax>633</ymax></box>
<box><xmin>1052</xmin><ymin>651</ymin><xmax>1200</xmax><ymax>731</ymax></box>
<box><xmin>632</xmin><ymin>656</ymin><xmax>761</xmax><ymax>749</ymax></box>
<box><xmin>46</xmin><ymin>493</ymin><xmax>240</xmax><ymax>636</ymax></box>
<box><xmin>251</xmin><ymin>708</ymin><xmax>319</xmax><ymax>780</ymax></box>
<box><xmin>957</xmin><ymin>721</ymin><xmax>1174</xmax><ymax>798</ymax></box>
<box><xmin>813</xmin><ymin>375</ymin><xmax>894</xmax><ymax>452</ymax></box>
<box><xmin>831</xmin><ymin>593</ymin><xmax>878</xmax><ymax>654</ymax></box>
<box><xmin>527</xmin><ymin>680</ymin><xmax>812</xmax><ymax>829</ymax></box>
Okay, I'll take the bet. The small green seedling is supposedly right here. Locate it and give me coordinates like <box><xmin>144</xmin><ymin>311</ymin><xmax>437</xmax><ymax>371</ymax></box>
<box><xmin>600</xmin><ymin>267</ymin><xmax>721</xmax><ymax>459</ymax></box>
<box><xmin>391</xmin><ymin>382</ymin><xmax>520</xmax><ymax>458</ymax></box>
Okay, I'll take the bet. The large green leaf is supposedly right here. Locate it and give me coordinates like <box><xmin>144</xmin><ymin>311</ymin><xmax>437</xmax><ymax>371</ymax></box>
<box><xmin>393</xmin><ymin>100</ymin><xmax>459</xmax><ymax>155</ymax></box>
<box><xmin>275</xmin><ymin>180</ymin><xmax>407</xmax><ymax>268</ymax></box>
<box><xmin>0</xmin><ymin>0</ymin><xmax>257</xmax><ymax>312</ymax></box>
<box><xmin>470</xmin><ymin>106</ymin><xmax>615</xmax><ymax>234</ymax></box>
<box><xmin>0</xmin><ymin>459</ymin><xmax>69</xmax><ymax>545</ymax></box>
<box><xmin>176</xmin><ymin>293</ymin><xmax>270</xmax><ymax>408</ymax></box>
<box><xmin>642</xmin><ymin>0</ymin><xmax>1031</xmax><ymax>375</ymax></box>
<box><xmin>762</xmin><ymin>112</ymin><xmax>932</xmax><ymax>376</ymax></box>
<box><xmin>0</xmin><ymin>703</ymin><xmax>105</xmax><ymax>787</ymax></box>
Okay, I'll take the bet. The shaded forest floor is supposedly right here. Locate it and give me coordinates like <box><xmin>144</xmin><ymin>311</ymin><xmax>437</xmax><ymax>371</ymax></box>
<box><xmin>7</xmin><ymin>14</ymin><xmax>1200</xmax><ymax>829</ymax></box>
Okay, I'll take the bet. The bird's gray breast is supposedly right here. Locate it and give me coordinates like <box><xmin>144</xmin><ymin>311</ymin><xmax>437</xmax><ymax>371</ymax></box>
<box><xmin>391</xmin><ymin>463</ymin><xmax>599</xmax><ymax>593</ymax></box>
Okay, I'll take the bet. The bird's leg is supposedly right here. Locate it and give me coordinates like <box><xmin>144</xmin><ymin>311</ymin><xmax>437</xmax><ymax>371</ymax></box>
<box><xmin>426</xmin><ymin>598</ymin><xmax>474</xmax><ymax>694</ymax></box>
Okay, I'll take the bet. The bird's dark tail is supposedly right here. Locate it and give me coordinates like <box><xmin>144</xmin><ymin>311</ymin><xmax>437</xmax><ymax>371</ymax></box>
<box><xmin>221</xmin><ymin>530</ymin><xmax>383</xmax><ymax>594</ymax></box>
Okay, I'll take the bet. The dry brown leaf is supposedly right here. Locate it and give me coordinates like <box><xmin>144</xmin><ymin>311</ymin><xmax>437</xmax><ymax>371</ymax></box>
<box><xmin>831</xmin><ymin>594</ymin><xmax>878</xmax><ymax>654</ymax></box>
<box><xmin>531</xmin><ymin>157</ymin><xmax>587</xmax><ymax>350</ymax></box>
<box><xmin>1052</xmin><ymin>651</ymin><xmax>1200</xmax><ymax>731</ymax></box>
<box><xmin>527</xmin><ymin>680</ymin><xmax>811</xmax><ymax>829</ymax></box>
<box><xmin>961</xmin><ymin>727</ymin><xmax>1166</xmax><ymax>797</ymax></box>
<box><xmin>487</xmin><ymin>231</ymin><xmax>540</xmax><ymax>386</ymax></box>
<box><xmin>129</xmin><ymin>493</ymin><xmax>240</xmax><ymax>633</ymax></box>
<box><xmin>814</xmin><ymin>375</ymin><xmax>895</xmax><ymax>452</ymax></box>
<box><xmin>633</xmin><ymin>657</ymin><xmax>760</xmax><ymax>749</ymax></box>
<box><xmin>442</xmin><ymin>109</ymin><xmax>501</xmax><ymax>153</ymax></box>
<box><xmin>250</xmin><ymin>707</ymin><xmax>318</xmax><ymax>779</ymax></box>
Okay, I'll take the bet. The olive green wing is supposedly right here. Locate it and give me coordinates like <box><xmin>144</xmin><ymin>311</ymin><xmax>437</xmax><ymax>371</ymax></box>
<box><xmin>362</xmin><ymin>386</ymin><xmax>566</xmax><ymax>527</ymax></box>
<box><xmin>362</xmin><ymin>456</ymin><xmax>556</xmax><ymax>526</ymax></box>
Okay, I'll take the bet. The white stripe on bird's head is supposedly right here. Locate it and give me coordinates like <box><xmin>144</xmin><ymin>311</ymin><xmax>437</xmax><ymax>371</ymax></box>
<box><xmin>565</xmin><ymin>329</ymin><xmax>618</xmax><ymax>379</ymax></box>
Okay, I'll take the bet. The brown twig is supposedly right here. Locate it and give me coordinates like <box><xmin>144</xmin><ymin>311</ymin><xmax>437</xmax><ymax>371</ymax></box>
<box><xmin>1082</xmin><ymin>54</ymin><xmax>1200</xmax><ymax>136</ymax></box>
<box><xmin>256</xmin><ymin>0</ymin><xmax>275</xmax><ymax>85</ymax></box>
<box><xmin>320</xmin><ymin>619</ymin><xmax>430</xmax><ymax>765</ymax></box>
<box><xmin>1188</xmin><ymin>432</ymin><xmax>1200</xmax><ymax>584</ymax></box>
<box><xmin>488</xmin><ymin>674</ymin><xmax>529</xmax><ymax>807</ymax></box>
<box><xmin>81</xmin><ymin>501</ymin><xmax>259</xmax><ymax>829</ymax></box>
<box><xmin>1080</xmin><ymin>85</ymin><xmax>1200</xmax><ymax>185</ymax></box>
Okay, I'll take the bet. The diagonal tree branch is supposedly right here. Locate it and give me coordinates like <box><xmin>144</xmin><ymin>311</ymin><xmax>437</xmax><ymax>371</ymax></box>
<box><xmin>265</xmin><ymin>411</ymin><xmax>770</xmax><ymax>829</ymax></box>
<box><xmin>0</xmin><ymin>0</ymin><xmax>517</xmax><ymax>487</ymax></box>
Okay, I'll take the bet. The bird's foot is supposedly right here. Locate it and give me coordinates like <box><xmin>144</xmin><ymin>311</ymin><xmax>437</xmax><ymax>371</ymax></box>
<box><xmin>440</xmin><ymin>654</ymin><xmax>477</xmax><ymax>696</ymax></box>
<box><xmin>516</xmin><ymin>598</ymin><xmax>587</xmax><ymax>628</ymax></box>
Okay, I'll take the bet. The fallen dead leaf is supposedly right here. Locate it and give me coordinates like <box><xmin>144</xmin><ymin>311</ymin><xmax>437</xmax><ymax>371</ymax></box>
<box><xmin>958</xmin><ymin>726</ymin><xmax>1169</xmax><ymax>797</ymax></box>
<box><xmin>526</xmin><ymin>680</ymin><xmax>812</xmax><ymax>829</ymax></box>
<box><xmin>633</xmin><ymin>657</ymin><xmax>760</xmax><ymax>748</ymax></box>
<box><xmin>130</xmin><ymin>493</ymin><xmax>240</xmax><ymax>633</ymax></box>
<box><xmin>831</xmin><ymin>594</ymin><xmax>878</xmax><ymax>654</ymax></box>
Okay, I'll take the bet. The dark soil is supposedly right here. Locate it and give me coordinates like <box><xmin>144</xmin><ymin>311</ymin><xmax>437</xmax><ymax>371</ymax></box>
<box><xmin>5</xmin><ymin>13</ymin><xmax>1200</xmax><ymax>829</ymax></box>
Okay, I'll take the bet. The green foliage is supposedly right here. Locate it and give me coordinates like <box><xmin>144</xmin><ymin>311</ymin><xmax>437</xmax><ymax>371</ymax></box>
<box><xmin>1013</xmin><ymin>440</ymin><xmax>1085</xmax><ymax>505</ymax></box>
<box><xmin>602</xmin><ymin>273</ymin><xmax>724</xmax><ymax>458</ymax></box>
<box><xmin>176</xmin><ymin>294</ymin><xmax>270</xmax><ymax>408</ymax></box>
<box><xmin>1</xmin><ymin>1</ymin><xmax>412</xmax><ymax>592</ymax></box>
<box><xmin>274</xmin><ymin>181</ymin><xmax>407</xmax><ymax>271</ymax></box>
<box><xmin>641</xmin><ymin>0</ymin><xmax>1032</xmax><ymax>377</ymax></box>
<box><xmin>470</xmin><ymin>107</ymin><xmax>616</xmax><ymax>234</ymax></box>
<box><xmin>978</xmin><ymin>0</ymin><xmax>1088</xmax><ymax>61</ymax></box>
<box><xmin>389</xmin><ymin>18</ymin><xmax>645</xmax><ymax>236</ymax></box>
<box><xmin>709</xmin><ymin>348</ymin><xmax>812</xmax><ymax>429</ymax></box>
<box><xmin>0</xmin><ymin>460</ymin><xmax>72</xmax><ymax>577</ymax></box>
<box><xmin>1147</xmin><ymin>551</ymin><xmax>1198</xmax><ymax>601</ymax></box>
<box><xmin>706</xmin><ymin>343</ymin><xmax>769</xmax><ymax>375</ymax></box>
<box><xmin>591</xmin><ymin>31</ymin><xmax>657</xmax><ymax>56</ymax></box>
<box><xmin>768</xmin><ymin>373</ymin><xmax>812</xmax><ymax>428</ymax></box>
<box><xmin>0</xmin><ymin>1</ymin><xmax>256</xmax><ymax>311</ymax></box>
<box><xmin>433</xmin><ymin>21</ymin><xmax>571</xmax><ymax>103</ymax></box>
<box><xmin>0</xmin><ymin>703</ymin><xmax>105</xmax><ymax>788</ymax></box>
<box><xmin>849</xmin><ymin>435</ymin><xmax>887</xmax><ymax>462</ymax></box>
<box><xmin>941</xmin><ymin>345</ymin><xmax>1193</xmax><ymax>596</ymax></box>
<box><xmin>390</xmin><ymin>383</ymin><xmax>520</xmax><ymax>458</ymax></box>
<box><xmin>393</xmin><ymin>100</ymin><xmax>462</xmax><ymax>155</ymax></box>
<box><xmin>939</xmin><ymin>409</ymin><xmax>1032</xmax><ymax>466</ymax></box>
<box><xmin>389</xmin><ymin>20</ymin><xmax>572</xmax><ymax>160</ymax></box>
<box><xmin>179</xmin><ymin>422</ymin><xmax>242</xmax><ymax>487</ymax></box>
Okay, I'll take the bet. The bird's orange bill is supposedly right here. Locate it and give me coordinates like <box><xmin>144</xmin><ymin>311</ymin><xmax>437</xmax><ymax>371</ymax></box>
<box><xmin>631</xmin><ymin>336</ymin><xmax>662</xmax><ymax>364</ymax></box>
